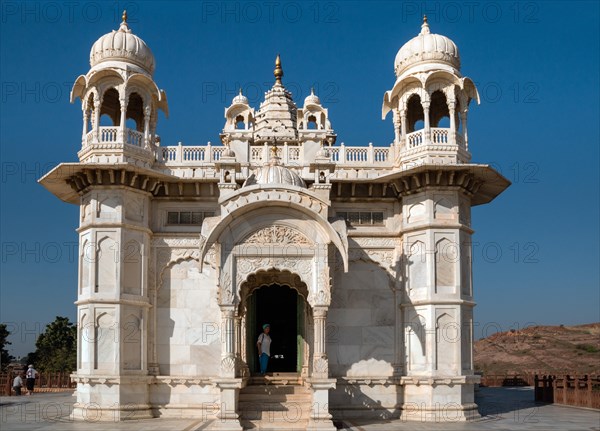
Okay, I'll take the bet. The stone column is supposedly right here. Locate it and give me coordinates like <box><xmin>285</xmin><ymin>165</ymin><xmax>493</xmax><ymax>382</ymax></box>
<box><xmin>143</xmin><ymin>106</ymin><xmax>151</xmax><ymax>149</ymax></box>
<box><xmin>220</xmin><ymin>305</ymin><xmax>236</xmax><ymax>378</ymax></box>
<box><xmin>234</xmin><ymin>314</ymin><xmax>245</xmax><ymax>377</ymax></box>
<box><xmin>82</xmin><ymin>107</ymin><xmax>89</xmax><ymax>147</ymax></box>
<box><xmin>312</xmin><ymin>307</ymin><xmax>327</xmax><ymax>375</ymax></box>
<box><xmin>214</xmin><ymin>305</ymin><xmax>243</xmax><ymax>430</ymax></box>
<box><xmin>307</xmin><ymin>306</ymin><xmax>336</xmax><ymax>431</ymax></box>
<box><xmin>119</xmin><ymin>97</ymin><xmax>127</xmax><ymax>143</ymax></box>
<box><xmin>400</xmin><ymin>109</ymin><xmax>407</xmax><ymax>147</ymax></box>
<box><xmin>393</xmin><ymin>109</ymin><xmax>401</xmax><ymax>144</ymax></box>
<box><xmin>460</xmin><ymin>109</ymin><xmax>469</xmax><ymax>150</ymax></box>
<box><xmin>93</xmin><ymin>100</ymin><xmax>101</xmax><ymax>143</ymax></box>
<box><xmin>448</xmin><ymin>101</ymin><xmax>457</xmax><ymax>146</ymax></box>
<box><xmin>422</xmin><ymin>100</ymin><xmax>431</xmax><ymax>142</ymax></box>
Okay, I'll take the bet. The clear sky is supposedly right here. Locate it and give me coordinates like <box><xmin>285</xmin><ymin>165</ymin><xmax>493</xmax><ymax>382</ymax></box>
<box><xmin>1</xmin><ymin>1</ymin><xmax>599</xmax><ymax>358</ymax></box>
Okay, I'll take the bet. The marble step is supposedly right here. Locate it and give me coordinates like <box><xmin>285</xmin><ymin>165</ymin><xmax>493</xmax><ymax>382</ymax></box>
<box><xmin>239</xmin><ymin>393</ymin><xmax>312</xmax><ymax>403</ymax></box>
<box><xmin>239</xmin><ymin>402</ymin><xmax>312</xmax><ymax>421</ymax></box>
<box><xmin>241</xmin><ymin>418</ymin><xmax>309</xmax><ymax>430</ymax></box>
<box><xmin>248</xmin><ymin>375</ymin><xmax>304</xmax><ymax>385</ymax></box>
<box><xmin>241</xmin><ymin>385</ymin><xmax>311</xmax><ymax>395</ymax></box>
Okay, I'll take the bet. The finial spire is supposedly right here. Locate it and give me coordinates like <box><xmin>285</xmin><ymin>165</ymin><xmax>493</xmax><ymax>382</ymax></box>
<box><xmin>274</xmin><ymin>54</ymin><xmax>283</xmax><ymax>85</ymax></box>
<box><xmin>122</xmin><ymin>10</ymin><xmax>128</xmax><ymax>23</ymax></box>
<box><xmin>420</xmin><ymin>14</ymin><xmax>430</xmax><ymax>35</ymax></box>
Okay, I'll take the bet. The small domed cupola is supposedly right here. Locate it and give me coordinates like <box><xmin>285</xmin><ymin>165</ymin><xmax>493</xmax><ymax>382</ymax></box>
<box><xmin>224</xmin><ymin>88</ymin><xmax>254</xmax><ymax>131</ymax></box>
<box><xmin>89</xmin><ymin>10</ymin><xmax>155</xmax><ymax>75</ymax></box>
<box><xmin>243</xmin><ymin>145</ymin><xmax>306</xmax><ymax>188</ymax></box>
<box><xmin>382</xmin><ymin>16</ymin><xmax>479</xmax><ymax>168</ymax></box>
<box><xmin>394</xmin><ymin>15</ymin><xmax>460</xmax><ymax>78</ymax></box>
<box><xmin>70</xmin><ymin>10</ymin><xmax>168</xmax><ymax>168</ymax></box>
<box><xmin>232</xmin><ymin>88</ymin><xmax>249</xmax><ymax>106</ymax></box>
<box><xmin>304</xmin><ymin>88</ymin><xmax>321</xmax><ymax>107</ymax></box>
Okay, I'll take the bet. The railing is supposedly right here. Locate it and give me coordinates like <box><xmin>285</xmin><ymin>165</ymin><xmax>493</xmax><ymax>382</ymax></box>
<box><xmin>84</xmin><ymin>127</ymin><xmax>146</xmax><ymax>147</ymax></box>
<box><xmin>329</xmin><ymin>143</ymin><xmax>391</xmax><ymax>165</ymax></box>
<box><xmin>431</xmin><ymin>127</ymin><xmax>449</xmax><ymax>144</ymax></box>
<box><xmin>100</xmin><ymin>126</ymin><xmax>118</xmax><ymax>143</ymax></box>
<box><xmin>535</xmin><ymin>374</ymin><xmax>600</xmax><ymax>409</ymax></box>
<box><xmin>405</xmin><ymin>128</ymin><xmax>465</xmax><ymax>149</ymax></box>
<box><xmin>158</xmin><ymin>142</ymin><xmax>224</xmax><ymax>164</ymax></box>
<box><xmin>158</xmin><ymin>142</ymin><xmax>393</xmax><ymax>167</ymax></box>
<box><xmin>1</xmin><ymin>370</ymin><xmax>75</xmax><ymax>396</ymax></box>
<box><xmin>480</xmin><ymin>373</ymin><xmax>535</xmax><ymax>387</ymax></box>
<box><xmin>287</xmin><ymin>146</ymin><xmax>301</xmax><ymax>163</ymax></box>
<box><xmin>407</xmin><ymin>130</ymin><xmax>423</xmax><ymax>148</ymax></box>
<box><xmin>345</xmin><ymin>147</ymin><xmax>368</xmax><ymax>162</ymax></box>
<box><xmin>127</xmin><ymin>129</ymin><xmax>144</xmax><ymax>147</ymax></box>
<box><xmin>250</xmin><ymin>146</ymin><xmax>264</xmax><ymax>163</ymax></box>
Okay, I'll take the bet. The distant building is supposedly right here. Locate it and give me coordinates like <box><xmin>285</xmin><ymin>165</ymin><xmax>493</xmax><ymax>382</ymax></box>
<box><xmin>41</xmin><ymin>13</ymin><xmax>509</xmax><ymax>429</ymax></box>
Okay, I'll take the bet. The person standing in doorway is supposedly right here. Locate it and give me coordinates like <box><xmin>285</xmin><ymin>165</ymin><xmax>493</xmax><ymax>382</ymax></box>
<box><xmin>25</xmin><ymin>365</ymin><xmax>37</xmax><ymax>395</ymax></box>
<box><xmin>257</xmin><ymin>324</ymin><xmax>271</xmax><ymax>375</ymax></box>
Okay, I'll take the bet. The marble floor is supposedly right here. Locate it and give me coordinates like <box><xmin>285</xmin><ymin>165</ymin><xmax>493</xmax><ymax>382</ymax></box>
<box><xmin>0</xmin><ymin>387</ymin><xmax>598</xmax><ymax>430</ymax></box>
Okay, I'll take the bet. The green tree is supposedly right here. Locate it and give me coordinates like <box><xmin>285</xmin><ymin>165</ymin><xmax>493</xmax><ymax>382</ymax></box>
<box><xmin>34</xmin><ymin>317</ymin><xmax>76</xmax><ymax>372</ymax></box>
<box><xmin>0</xmin><ymin>323</ymin><xmax>14</xmax><ymax>369</ymax></box>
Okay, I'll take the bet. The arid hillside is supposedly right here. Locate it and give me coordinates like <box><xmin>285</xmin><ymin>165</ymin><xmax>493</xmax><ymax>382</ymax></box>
<box><xmin>474</xmin><ymin>323</ymin><xmax>600</xmax><ymax>375</ymax></box>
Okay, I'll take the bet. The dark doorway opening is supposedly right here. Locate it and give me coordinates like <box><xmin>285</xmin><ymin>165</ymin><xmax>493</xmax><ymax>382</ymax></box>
<box><xmin>252</xmin><ymin>285</ymin><xmax>298</xmax><ymax>373</ymax></box>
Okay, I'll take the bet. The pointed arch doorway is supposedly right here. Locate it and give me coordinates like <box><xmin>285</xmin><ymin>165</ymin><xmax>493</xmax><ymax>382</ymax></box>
<box><xmin>240</xmin><ymin>270</ymin><xmax>311</xmax><ymax>379</ymax></box>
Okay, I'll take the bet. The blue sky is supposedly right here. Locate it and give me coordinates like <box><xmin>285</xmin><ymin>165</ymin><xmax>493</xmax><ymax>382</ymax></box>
<box><xmin>1</xmin><ymin>1</ymin><xmax>599</xmax><ymax>357</ymax></box>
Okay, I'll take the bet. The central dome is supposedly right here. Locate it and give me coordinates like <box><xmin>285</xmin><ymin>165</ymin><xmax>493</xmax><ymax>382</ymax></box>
<box><xmin>394</xmin><ymin>17</ymin><xmax>460</xmax><ymax>77</ymax></box>
<box><xmin>90</xmin><ymin>12</ymin><xmax>155</xmax><ymax>75</ymax></box>
<box><xmin>243</xmin><ymin>148</ymin><xmax>306</xmax><ymax>188</ymax></box>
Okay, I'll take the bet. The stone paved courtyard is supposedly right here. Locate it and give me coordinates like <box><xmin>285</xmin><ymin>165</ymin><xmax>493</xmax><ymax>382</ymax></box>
<box><xmin>1</xmin><ymin>387</ymin><xmax>598</xmax><ymax>431</ymax></box>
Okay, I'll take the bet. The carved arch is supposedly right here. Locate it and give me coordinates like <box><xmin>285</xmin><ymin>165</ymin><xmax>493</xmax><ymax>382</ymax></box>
<box><xmin>237</xmin><ymin>268</ymin><xmax>310</xmax><ymax>316</ymax></box>
<box><xmin>157</xmin><ymin>252</ymin><xmax>200</xmax><ymax>290</ymax></box>
<box><xmin>200</xmin><ymin>191</ymin><xmax>348</xmax><ymax>272</ymax></box>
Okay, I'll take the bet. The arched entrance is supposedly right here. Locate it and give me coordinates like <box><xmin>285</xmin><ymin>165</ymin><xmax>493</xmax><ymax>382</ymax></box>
<box><xmin>239</xmin><ymin>269</ymin><xmax>311</xmax><ymax>380</ymax></box>
<box><xmin>246</xmin><ymin>284</ymin><xmax>306</xmax><ymax>374</ymax></box>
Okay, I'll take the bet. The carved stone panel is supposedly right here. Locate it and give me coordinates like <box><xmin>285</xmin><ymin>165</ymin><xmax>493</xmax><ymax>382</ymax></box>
<box><xmin>239</xmin><ymin>225</ymin><xmax>312</xmax><ymax>245</ymax></box>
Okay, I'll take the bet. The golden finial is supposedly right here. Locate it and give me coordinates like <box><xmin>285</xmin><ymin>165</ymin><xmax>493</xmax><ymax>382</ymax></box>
<box><xmin>122</xmin><ymin>10</ymin><xmax>128</xmax><ymax>23</ymax></box>
<box><xmin>274</xmin><ymin>54</ymin><xmax>283</xmax><ymax>85</ymax></box>
<box><xmin>271</xmin><ymin>143</ymin><xmax>279</xmax><ymax>157</ymax></box>
<box><xmin>423</xmin><ymin>14</ymin><xmax>427</xmax><ymax>24</ymax></box>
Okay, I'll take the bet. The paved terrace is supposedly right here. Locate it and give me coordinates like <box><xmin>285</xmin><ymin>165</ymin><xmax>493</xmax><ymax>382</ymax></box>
<box><xmin>1</xmin><ymin>387</ymin><xmax>598</xmax><ymax>431</ymax></box>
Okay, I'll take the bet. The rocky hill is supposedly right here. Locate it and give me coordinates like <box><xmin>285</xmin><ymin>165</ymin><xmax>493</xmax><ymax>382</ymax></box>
<box><xmin>474</xmin><ymin>323</ymin><xmax>600</xmax><ymax>375</ymax></box>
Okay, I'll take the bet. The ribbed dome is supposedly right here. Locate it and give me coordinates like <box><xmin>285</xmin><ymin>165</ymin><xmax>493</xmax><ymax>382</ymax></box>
<box><xmin>394</xmin><ymin>18</ymin><xmax>460</xmax><ymax>77</ymax></box>
<box><xmin>90</xmin><ymin>15</ymin><xmax>155</xmax><ymax>75</ymax></box>
<box><xmin>232</xmin><ymin>89</ymin><xmax>249</xmax><ymax>105</ymax></box>
<box><xmin>243</xmin><ymin>152</ymin><xmax>306</xmax><ymax>188</ymax></box>
<box><xmin>304</xmin><ymin>88</ymin><xmax>320</xmax><ymax>106</ymax></box>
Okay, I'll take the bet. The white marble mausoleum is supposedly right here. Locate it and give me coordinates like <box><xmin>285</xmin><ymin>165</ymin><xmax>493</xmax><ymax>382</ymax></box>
<box><xmin>40</xmin><ymin>13</ymin><xmax>509</xmax><ymax>430</ymax></box>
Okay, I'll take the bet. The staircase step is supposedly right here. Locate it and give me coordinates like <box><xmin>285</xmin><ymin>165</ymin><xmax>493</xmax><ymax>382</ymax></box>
<box><xmin>239</xmin><ymin>401</ymin><xmax>312</xmax><ymax>410</ymax></box>
<box><xmin>241</xmin><ymin>419</ymin><xmax>309</xmax><ymax>430</ymax></box>
<box><xmin>242</xmin><ymin>384</ymin><xmax>308</xmax><ymax>392</ymax></box>
<box><xmin>249</xmin><ymin>376</ymin><xmax>304</xmax><ymax>385</ymax></box>
<box><xmin>239</xmin><ymin>404</ymin><xmax>311</xmax><ymax>421</ymax></box>
<box><xmin>239</xmin><ymin>394</ymin><xmax>312</xmax><ymax>405</ymax></box>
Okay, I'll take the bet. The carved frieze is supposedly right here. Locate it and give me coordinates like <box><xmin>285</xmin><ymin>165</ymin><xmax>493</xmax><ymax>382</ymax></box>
<box><xmin>240</xmin><ymin>225</ymin><xmax>312</xmax><ymax>245</ymax></box>
<box><xmin>350</xmin><ymin>237</ymin><xmax>399</xmax><ymax>248</ymax></box>
<box><xmin>152</xmin><ymin>237</ymin><xmax>201</xmax><ymax>248</ymax></box>
<box><xmin>222</xmin><ymin>189</ymin><xmax>328</xmax><ymax>218</ymax></box>
<box><xmin>218</xmin><ymin>270</ymin><xmax>234</xmax><ymax>304</ymax></box>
